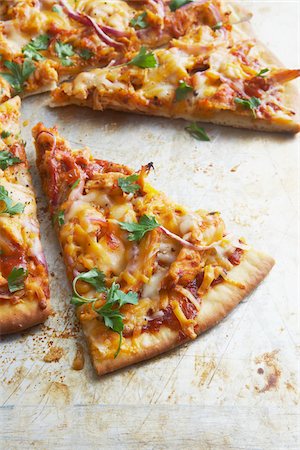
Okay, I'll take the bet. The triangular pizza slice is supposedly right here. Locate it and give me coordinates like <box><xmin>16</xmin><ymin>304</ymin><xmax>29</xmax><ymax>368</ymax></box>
<box><xmin>51</xmin><ymin>1</ymin><xmax>300</xmax><ymax>133</ymax></box>
<box><xmin>0</xmin><ymin>97</ymin><xmax>51</xmax><ymax>334</ymax></box>
<box><xmin>0</xmin><ymin>0</ymin><xmax>216</xmax><ymax>100</ymax></box>
<box><xmin>33</xmin><ymin>123</ymin><xmax>274</xmax><ymax>375</ymax></box>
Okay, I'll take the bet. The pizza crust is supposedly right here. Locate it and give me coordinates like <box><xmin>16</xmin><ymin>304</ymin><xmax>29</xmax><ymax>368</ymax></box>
<box><xmin>84</xmin><ymin>248</ymin><xmax>274</xmax><ymax>376</ymax></box>
<box><xmin>0</xmin><ymin>298</ymin><xmax>52</xmax><ymax>335</ymax></box>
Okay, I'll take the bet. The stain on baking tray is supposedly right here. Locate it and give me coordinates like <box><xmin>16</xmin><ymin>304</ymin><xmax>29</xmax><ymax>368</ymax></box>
<box><xmin>43</xmin><ymin>346</ymin><xmax>64</xmax><ymax>363</ymax></box>
<box><xmin>254</xmin><ymin>350</ymin><xmax>281</xmax><ymax>393</ymax></box>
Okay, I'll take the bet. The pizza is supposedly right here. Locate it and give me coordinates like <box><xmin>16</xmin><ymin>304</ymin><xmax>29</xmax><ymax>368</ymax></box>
<box><xmin>0</xmin><ymin>0</ymin><xmax>210</xmax><ymax>101</ymax></box>
<box><xmin>0</xmin><ymin>97</ymin><xmax>51</xmax><ymax>334</ymax></box>
<box><xmin>33</xmin><ymin>123</ymin><xmax>274</xmax><ymax>375</ymax></box>
<box><xmin>50</xmin><ymin>1</ymin><xmax>300</xmax><ymax>133</ymax></box>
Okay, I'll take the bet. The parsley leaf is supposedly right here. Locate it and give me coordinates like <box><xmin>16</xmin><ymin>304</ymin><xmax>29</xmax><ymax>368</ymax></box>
<box><xmin>70</xmin><ymin>179</ymin><xmax>80</xmax><ymax>190</ymax></box>
<box><xmin>234</xmin><ymin>96</ymin><xmax>261</xmax><ymax>117</ymax></box>
<box><xmin>1</xmin><ymin>131</ymin><xmax>11</xmax><ymax>138</ymax></box>
<box><xmin>0</xmin><ymin>151</ymin><xmax>21</xmax><ymax>170</ymax></box>
<box><xmin>0</xmin><ymin>185</ymin><xmax>25</xmax><ymax>215</ymax></box>
<box><xmin>22</xmin><ymin>34</ymin><xmax>49</xmax><ymax>61</ymax></box>
<box><xmin>118</xmin><ymin>174</ymin><xmax>140</xmax><ymax>194</ymax></box>
<box><xmin>128</xmin><ymin>47</ymin><xmax>158</xmax><ymax>69</ymax></box>
<box><xmin>52</xmin><ymin>210</ymin><xmax>64</xmax><ymax>226</ymax></box>
<box><xmin>212</xmin><ymin>21</ymin><xmax>223</xmax><ymax>30</ymax></box>
<box><xmin>7</xmin><ymin>267</ymin><xmax>28</xmax><ymax>293</ymax></box>
<box><xmin>256</xmin><ymin>68</ymin><xmax>269</xmax><ymax>77</ymax></box>
<box><xmin>71</xmin><ymin>271</ymin><xmax>139</xmax><ymax>357</ymax></box>
<box><xmin>0</xmin><ymin>59</ymin><xmax>35</xmax><ymax>93</ymax></box>
<box><xmin>170</xmin><ymin>0</ymin><xmax>193</xmax><ymax>12</ymax></box>
<box><xmin>118</xmin><ymin>214</ymin><xmax>159</xmax><ymax>241</ymax></box>
<box><xmin>72</xmin><ymin>268</ymin><xmax>106</xmax><ymax>302</ymax></box>
<box><xmin>130</xmin><ymin>12</ymin><xmax>148</xmax><ymax>29</ymax></box>
<box><xmin>185</xmin><ymin>123</ymin><xmax>210</xmax><ymax>141</ymax></box>
<box><xmin>55</xmin><ymin>41</ymin><xmax>74</xmax><ymax>66</ymax></box>
<box><xmin>77</xmin><ymin>48</ymin><xmax>93</xmax><ymax>60</ymax></box>
<box><xmin>175</xmin><ymin>80</ymin><xmax>193</xmax><ymax>101</ymax></box>
<box><xmin>93</xmin><ymin>282</ymin><xmax>138</xmax><ymax>357</ymax></box>
<box><xmin>52</xmin><ymin>5</ymin><xmax>62</xmax><ymax>13</ymax></box>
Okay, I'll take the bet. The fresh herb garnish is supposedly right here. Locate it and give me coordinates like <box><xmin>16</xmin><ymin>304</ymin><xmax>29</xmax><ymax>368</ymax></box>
<box><xmin>52</xmin><ymin>5</ymin><xmax>62</xmax><ymax>13</ymax></box>
<box><xmin>71</xmin><ymin>270</ymin><xmax>138</xmax><ymax>357</ymax></box>
<box><xmin>70</xmin><ymin>179</ymin><xmax>80</xmax><ymax>190</ymax></box>
<box><xmin>22</xmin><ymin>34</ymin><xmax>49</xmax><ymax>61</ymax></box>
<box><xmin>77</xmin><ymin>48</ymin><xmax>93</xmax><ymax>60</ymax></box>
<box><xmin>234</xmin><ymin>96</ymin><xmax>261</xmax><ymax>117</ymax></box>
<box><xmin>175</xmin><ymin>80</ymin><xmax>193</xmax><ymax>101</ymax></box>
<box><xmin>118</xmin><ymin>174</ymin><xmax>140</xmax><ymax>194</ymax></box>
<box><xmin>0</xmin><ymin>186</ymin><xmax>25</xmax><ymax>215</ymax></box>
<box><xmin>72</xmin><ymin>268</ymin><xmax>106</xmax><ymax>302</ymax></box>
<box><xmin>256</xmin><ymin>68</ymin><xmax>269</xmax><ymax>77</ymax></box>
<box><xmin>169</xmin><ymin>0</ymin><xmax>193</xmax><ymax>12</ymax></box>
<box><xmin>52</xmin><ymin>210</ymin><xmax>65</xmax><ymax>226</ymax></box>
<box><xmin>128</xmin><ymin>46</ymin><xmax>158</xmax><ymax>69</ymax></box>
<box><xmin>118</xmin><ymin>214</ymin><xmax>159</xmax><ymax>241</ymax></box>
<box><xmin>212</xmin><ymin>21</ymin><xmax>223</xmax><ymax>30</ymax></box>
<box><xmin>0</xmin><ymin>59</ymin><xmax>35</xmax><ymax>93</ymax></box>
<box><xmin>0</xmin><ymin>151</ymin><xmax>21</xmax><ymax>170</ymax></box>
<box><xmin>1</xmin><ymin>131</ymin><xmax>11</xmax><ymax>138</ymax></box>
<box><xmin>130</xmin><ymin>12</ymin><xmax>148</xmax><ymax>29</ymax></box>
<box><xmin>185</xmin><ymin>123</ymin><xmax>210</xmax><ymax>141</ymax></box>
<box><xmin>55</xmin><ymin>41</ymin><xmax>75</xmax><ymax>66</ymax></box>
<box><xmin>7</xmin><ymin>267</ymin><xmax>28</xmax><ymax>293</ymax></box>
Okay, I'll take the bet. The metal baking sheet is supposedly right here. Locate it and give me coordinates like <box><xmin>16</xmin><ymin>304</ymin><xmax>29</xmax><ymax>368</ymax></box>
<box><xmin>0</xmin><ymin>1</ymin><xmax>299</xmax><ymax>448</ymax></box>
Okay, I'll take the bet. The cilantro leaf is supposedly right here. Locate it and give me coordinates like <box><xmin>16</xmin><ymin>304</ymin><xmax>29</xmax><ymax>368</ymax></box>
<box><xmin>55</xmin><ymin>41</ymin><xmax>74</xmax><ymax>66</ymax></box>
<box><xmin>0</xmin><ymin>59</ymin><xmax>35</xmax><ymax>93</ymax></box>
<box><xmin>7</xmin><ymin>267</ymin><xmax>28</xmax><ymax>293</ymax></box>
<box><xmin>72</xmin><ymin>268</ymin><xmax>106</xmax><ymax>301</ymax></box>
<box><xmin>130</xmin><ymin>12</ymin><xmax>148</xmax><ymax>29</ymax></box>
<box><xmin>70</xmin><ymin>179</ymin><xmax>80</xmax><ymax>190</ymax></box>
<box><xmin>0</xmin><ymin>185</ymin><xmax>25</xmax><ymax>215</ymax></box>
<box><xmin>212</xmin><ymin>21</ymin><xmax>223</xmax><ymax>31</ymax></box>
<box><xmin>256</xmin><ymin>68</ymin><xmax>269</xmax><ymax>77</ymax></box>
<box><xmin>52</xmin><ymin>5</ymin><xmax>62</xmax><ymax>13</ymax></box>
<box><xmin>1</xmin><ymin>131</ymin><xmax>11</xmax><ymax>138</ymax></box>
<box><xmin>170</xmin><ymin>0</ymin><xmax>193</xmax><ymax>12</ymax></box>
<box><xmin>22</xmin><ymin>34</ymin><xmax>49</xmax><ymax>61</ymax></box>
<box><xmin>128</xmin><ymin>47</ymin><xmax>158</xmax><ymax>69</ymax></box>
<box><xmin>52</xmin><ymin>210</ymin><xmax>64</xmax><ymax>226</ymax></box>
<box><xmin>118</xmin><ymin>214</ymin><xmax>159</xmax><ymax>241</ymax></box>
<box><xmin>234</xmin><ymin>96</ymin><xmax>261</xmax><ymax>117</ymax></box>
<box><xmin>118</xmin><ymin>174</ymin><xmax>140</xmax><ymax>194</ymax></box>
<box><xmin>77</xmin><ymin>48</ymin><xmax>93</xmax><ymax>60</ymax></box>
<box><xmin>185</xmin><ymin>123</ymin><xmax>210</xmax><ymax>141</ymax></box>
<box><xmin>175</xmin><ymin>80</ymin><xmax>193</xmax><ymax>101</ymax></box>
<box><xmin>0</xmin><ymin>151</ymin><xmax>21</xmax><ymax>170</ymax></box>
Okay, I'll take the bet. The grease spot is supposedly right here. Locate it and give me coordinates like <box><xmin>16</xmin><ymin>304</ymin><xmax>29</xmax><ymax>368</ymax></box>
<box><xmin>254</xmin><ymin>350</ymin><xmax>281</xmax><ymax>393</ymax></box>
<box><xmin>43</xmin><ymin>346</ymin><xmax>64</xmax><ymax>363</ymax></box>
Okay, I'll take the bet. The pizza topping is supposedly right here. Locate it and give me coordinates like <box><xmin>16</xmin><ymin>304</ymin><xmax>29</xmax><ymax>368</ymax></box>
<box><xmin>128</xmin><ymin>47</ymin><xmax>158</xmax><ymax>69</ymax></box>
<box><xmin>212</xmin><ymin>21</ymin><xmax>223</xmax><ymax>31</ymax></box>
<box><xmin>234</xmin><ymin>96</ymin><xmax>261</xmax><ymax>117</ymax></box>
<box><xmin>72</xmin><ymin>268</ymin><xmax>106</xmax><ymax>301</ymax></box>
<box><xmin>170</xmin><ymin>0</ymin><xmax>194</xmax><ymax>12</ymax></box>
<box><xmin>0</xmin><ymin>151</ymin><xmax>21</xmax><ymax>170</ymax></box>
<box><xmin>185</xmin><ymin>123</ymin><xmax>210</xmax><ymax>141</ymax></box>
<box><xmin>130</xmin><ymin>12</ymin><xmax>149</xmax><ymax>30</ymax></box>
<box><xmin>52</xmin><ymin>209</ymin><xmax>64</xmax><ymax>226</ymax></box>
<box><xmin>118</xmin><ymin>214</ymin><xmax>160</xmax><ymax>241</ymax></box>
<box><xmin>55</xmin><ymin>41</ymin><xmax>75</xmax><ymax>67</ymax></box>
<box><xmin>118</xmin><ymin>174</ymin><xmax>140</xmax><ymax>194</ymax></box>
<box><xmin>256</xmin><ymin>68</ymin><xmax>269</xmax><ymax>78</ymax></box>
<box><xmin>7</xmin><ymin>266</ymin><xmax>28</xmax><ymax>293</ymax></box>
<box><xmin>0</xmin><ymin>185</ymin><xmax>25</xmax><ymax>215</ymax></box>
<box><xmin>0</xmin><ymin>60</ymin><xmax>35</xmax><ymax>94</ymax></box>
<box><xmin>1</xmin><ymin>131</ymin><xmax>11</xmax><ymax>139</ymax></box>
<box><xmin>175</xmin><ymin>80</ymin><xmax>193</xmax><ymax>101</ymax></box>
<box><xmin>77</xmin><ymin>49</ymin><xmax>94</xmax><ymax>61</ymax></box>
<box><xmin>57</xmin><ymin>0</ymin><xmax>124</xmax><ymax>49</ymax></box>
<box><xmin>22</xmin><ymin>34</ymin><xmax>50</xmax><ymax>61</ymax></box>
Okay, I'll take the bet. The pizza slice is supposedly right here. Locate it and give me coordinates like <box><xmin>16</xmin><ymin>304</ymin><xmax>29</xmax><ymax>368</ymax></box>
<box><xmin>0</xmin><ymin>97</ymin><xmax>51</xmax><ymax>334</ymax></box>
<box><xmin>51</xmin><ymin>2</ymin><xmax>300</xmax><ymax>133</ymax></box>
<box><xmin>33</xmin><ymin>123</ymin><xmax>274</xmax><ymax>375</ymax></box>
<box><xmin>0</xmin><ymin>0</ymin><xmax>216</xmax><ymax>100</ymax></box>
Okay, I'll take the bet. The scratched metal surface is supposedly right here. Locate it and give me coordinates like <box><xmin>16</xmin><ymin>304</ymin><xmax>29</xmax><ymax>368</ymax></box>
<box><xmin>0</xmin><ymin>1</ymin><xmax>299</xmax><ymax>449</ymax></box>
